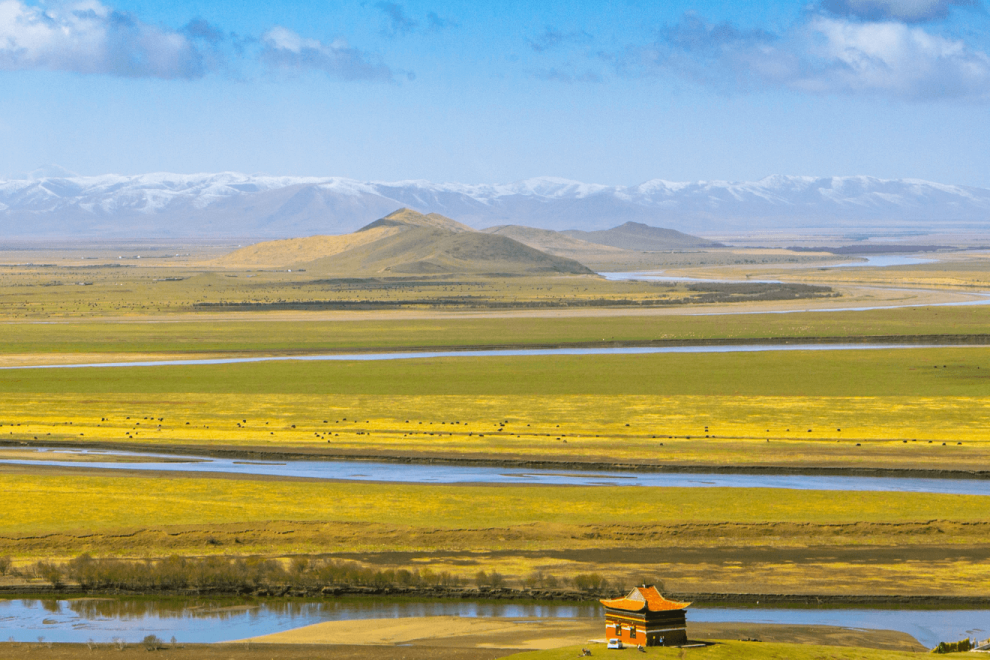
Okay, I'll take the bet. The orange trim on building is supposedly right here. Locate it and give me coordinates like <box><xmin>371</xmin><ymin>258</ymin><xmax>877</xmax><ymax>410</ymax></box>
<box><xmin>601</xmin><ymin>586</ymin><xmax>690</xmax><ymax>647</ymax></box>
<box><xmin>600</xmin><ymin>585</ymin><xmax>691</xmax><ymax>613</ymax></box>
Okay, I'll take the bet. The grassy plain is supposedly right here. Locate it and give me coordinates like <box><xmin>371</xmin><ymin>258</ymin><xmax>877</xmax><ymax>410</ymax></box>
<box><xmin>244</xmin><ymin>618</ymin><xmax>925</xmax><ymax>652</ymax></box>
<box><xmin>3</xmin><ymin>245</ymin><xmax>990</xmax><ymax>613</ymax></box>
<box><xmin>5</xmin><ymin>471</ymin><xmax>990</xmax><ymax>596</ymax></box>
<box><xmin>8</xmin><ymin>473</ymin><xmax>990</xmax><ymax>533</ymax></box>
<box><xmin>507</xmin><ymin>642</ymin><xmax>943</xmax><ymax>660</ymax></box>
<box><xmin>0</xmin><ymin>643</ymin><xmax>514</xmax><ymax>660</ymax></box>
<box><xmin>0</xmin><ymin>263</ymin><xmax>834</xmax><ymax>318</ymax></box>
<box><xmin>4</xmin><ymin>347</ymin><xmax>990</xmax><ymax>395</ymax></box>
<box><xmin>2</xmin><ymin>349</ymin><xmax>990</xmax><ymax>471</ymax></box>
<box><xmin>1</xmin><ymin>305</ymin><xmax>990</xmax><ymax>357</ymax></box>
<box><xmin>0</xmin><ymin>638</ymin><xmax>936</xmax><ymax>660</ymax></box>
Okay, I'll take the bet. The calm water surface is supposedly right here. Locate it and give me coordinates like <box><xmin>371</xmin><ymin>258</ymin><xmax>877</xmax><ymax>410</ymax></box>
<box><xmin>4</xmin><ymin>448</ymin><xmax>990</xmax><ymax>494</ymax></box>
<box><xmin>0</xmin><ymin>597</ymin><xmax>985</xmax><ymax>648</ymax></box>
<box><xmin>601</xmin><ymin>254</ymin><xmax>935</xmax><ymax>283</ymax></box>
<box><xmin>830</xmin><ymin>255</ymin><xmax>936</xmax><ymax>268</ymax></box>
<box><xmin>1</xmin><ymin>342</ymin><xmax>981</xmax><ymax>371</ymax></box>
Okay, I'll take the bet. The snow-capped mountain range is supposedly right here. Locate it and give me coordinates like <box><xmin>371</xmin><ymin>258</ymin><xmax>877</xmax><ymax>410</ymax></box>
<box><xmin>1</xmin><ymin>171</ymin><xmax>988</xmax><ymax>238</ymax></box>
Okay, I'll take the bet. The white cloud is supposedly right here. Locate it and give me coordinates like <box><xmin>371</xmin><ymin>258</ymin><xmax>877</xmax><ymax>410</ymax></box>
<box><xmin>798</xmin><ymin>16</ymin><xmax>990</xmax><ymax>99</ymax></box>
<box><xmin>260</xmin><ymin>26</ymin><xmax>396</xmax><ymax>81</ymax></box>
<box><xmin>641</xmin><ymin>13</ymin><xmax>990</xmax><ymax>101</ymax></box>
<box><xmin>0</xmin><ymin>0</ymin><xmax>213</xmax><ymax>78</ymax></box>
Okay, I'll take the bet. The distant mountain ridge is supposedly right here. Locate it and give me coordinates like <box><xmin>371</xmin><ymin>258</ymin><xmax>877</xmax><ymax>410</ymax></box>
<box><xmin>1</xmin><ymin>171</ymin><xmax>988</xmax><ymax>237</ymax></box>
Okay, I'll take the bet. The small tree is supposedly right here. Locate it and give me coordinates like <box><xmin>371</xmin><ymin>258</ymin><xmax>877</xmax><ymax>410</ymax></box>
<box><xmin>475</xmin><ymin>570</ymin><xmax>504</xmax><ymax>588</ymax></box>
<box><xmin>34</xmin><ymin>561</ymin><xmax>63</xmax><ymax>588</ymax></box>
<box><xmin>0</xmin><ymin>556</ymin><xmax>12</xmax><ymax>576</ymax></box>
<box><xmin>142</xmin><ymin>635</ymin><xmax>164</xmax><ymax>651</ymax></box>
<box><xmin>573</xmin><ymin>573</ymin><xmax>607</xmax><ymax>592</ymax></box>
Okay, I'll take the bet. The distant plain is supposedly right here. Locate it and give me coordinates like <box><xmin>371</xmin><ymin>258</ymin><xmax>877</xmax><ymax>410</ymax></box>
<box><xmin>2</xmin><ymin>219</ymin><xmax>990</xmax><ymax>644</ymax></box>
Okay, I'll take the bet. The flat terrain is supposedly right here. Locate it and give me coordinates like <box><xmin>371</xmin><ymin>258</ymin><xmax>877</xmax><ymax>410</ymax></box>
<box><xmin>0</xmin><ymin>642</ymin><xmax>516</xmax><ymax>660</ymax></box>
<box><xmin>3</xmin><ymin>241</ymin><xmax>990</xmax><ymax>632</ymax></box>
<box><xmin>2</xmin><ymin>304</ymin><xmax>990</xmax><ymax>356</ymax></box>
<box><xmin>242</xmin><ymin>617</ymin><xmax>924</xmax><ymax>652</ymax></box>
<box><xmin>5</xmin><ymin>470</ymin><xmax>990</xmax><ymax>596</ymax></box>
<box><xmin>511</xmin><ymin>641</ymin><xmax>944</xmax><ymax>660</ymax></box>
<box><xmin>2</xmin><ymin>347</ymin><xmax>990</xmax><ymax>472</ymax></box>
<box><xmin>0</xmin><ymin>621</ymin><xmax>931</xmax><ymax>660</ymax></box>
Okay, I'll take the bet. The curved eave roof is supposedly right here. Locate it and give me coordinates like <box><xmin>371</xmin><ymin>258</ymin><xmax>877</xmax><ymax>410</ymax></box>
<box><xmin>600</xmin><ymin>586</ymin><xmax>691</xmax><ymax>613</ymax></box>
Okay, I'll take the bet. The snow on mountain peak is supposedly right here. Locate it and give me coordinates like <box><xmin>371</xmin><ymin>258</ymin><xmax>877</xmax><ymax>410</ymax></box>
<box><xmin>0</xmin><ymin>171</ymin><xmax>987</xmax><ymax>238</ymax></box>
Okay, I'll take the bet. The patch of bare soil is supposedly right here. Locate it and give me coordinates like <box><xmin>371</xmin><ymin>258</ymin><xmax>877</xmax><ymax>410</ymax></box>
<box><xmin>241</xmin><ymin>616</ymin><xmax>600</xmax><ymax>650</ymax></box>
<box><xmin>687</xmin><ymin>623</ymin><xmax>925</xmax><ymax>652</ymax></box>
<box><xmin>243</xmin><ymin>617</ymin><xmax>925</xmax><ymax>652</ymax></box>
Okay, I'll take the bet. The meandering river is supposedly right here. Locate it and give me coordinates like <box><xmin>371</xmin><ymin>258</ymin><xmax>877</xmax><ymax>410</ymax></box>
<box><xmin>1</xmin><ymin>342</ymin><xmax>984</xmax><ymax>371</ymax></box>
<box><xmin>3</xmin><ymin>448</ymin><xmax>990</xmax><ymax>494</ymax></box>
<box><xmin>0</xmin><ymin>597</ymin><xmax>984</xmax><ymax>648</ymax></box>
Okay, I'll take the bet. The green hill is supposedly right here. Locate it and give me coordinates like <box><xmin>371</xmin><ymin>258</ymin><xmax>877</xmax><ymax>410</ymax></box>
<box><xmin>483</xmin><ymin>225</ymin><xmax>628</xmax><ymax>259</ymax></box>
<box><xmin>562</xmin><ymin>222</ymin><xmax>723</xmax><ymax>250</ymax></box>
<box><xmin>221</xmin><ymin>209</ymin><xmax>595</xmax><ymax>276</ymax></box>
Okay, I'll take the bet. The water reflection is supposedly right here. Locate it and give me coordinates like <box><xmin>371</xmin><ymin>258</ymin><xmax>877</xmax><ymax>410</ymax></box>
<box><xmin>5</xmin><ymin>447</ymin><xmax>990</xmax><ymax>495</ymax></box>
<box><xmin>829</xmin><ymin>255</ymin><xmax>935</xmax><ymax>268</ymax></box>
<box><xmin>2</xmin><ymin>341</ymin><xmax>985</xmax><ymax>371</ymax></box>
<box><xmin>0</xmin><ymin>597</ymin><xmax>599</xmax><ymax>644</ymax></box>
<box><xmin>1</xmin><ymin>597</ymin><xmax>986</xmax><ymax>648</ymax></box>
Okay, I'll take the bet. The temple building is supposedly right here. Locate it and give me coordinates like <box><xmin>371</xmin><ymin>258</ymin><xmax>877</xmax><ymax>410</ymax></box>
<box><xmin>600</xmin><ymin>586</ymin><xmax>690</xmax><ymax>646</ymax></box>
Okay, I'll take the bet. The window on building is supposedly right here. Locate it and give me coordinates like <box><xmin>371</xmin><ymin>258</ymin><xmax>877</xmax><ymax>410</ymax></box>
<box><xmin>630</xmin><ymin>627</ymin><xmax>637</xmax><ymax>639</ymax></box>
<box><xmin>614</xmin><ymin>624</ymin><xmax>621</xmax><ymax>635</ymax></box>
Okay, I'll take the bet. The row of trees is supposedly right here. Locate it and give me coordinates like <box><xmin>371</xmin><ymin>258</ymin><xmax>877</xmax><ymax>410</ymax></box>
<box><xmin>5</xmin><ymin>554</ymin><xmax>633</xmax><ymax>595</ymax></box>
<box><xmin>19</xmin><ymin>555</ymin><xmax>462</xmax><ymax>592</ymax></box>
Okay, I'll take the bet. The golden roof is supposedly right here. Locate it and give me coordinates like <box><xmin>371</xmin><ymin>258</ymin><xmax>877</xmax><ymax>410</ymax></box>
<box><xmin>600</xmin><ymin>586</ymin><xmax>691</xmax><ymax>612</ymax></box>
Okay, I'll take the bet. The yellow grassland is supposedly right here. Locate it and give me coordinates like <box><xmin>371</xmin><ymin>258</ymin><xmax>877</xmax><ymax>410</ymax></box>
<box><xmin>4</xmin><ymin>472</ymin><xmax>990</xmax><ymax>595</ymax></box>
<box><xmin>509</xmin><ymin>641</ymin><xmax>935</xmax><ymax>660</ymax></box>
<box><xmin>214</xmin><ymin>225</ymin><xmax>401</xmax><ymax>268</ymax></box>
<box><xmin>2</xmin><ymin>393</ymin><xmax>989</xmax><ymax>469</ymax></box>
<box><xmin>6</xmin><ymin>471</ymin><xmax>990</xmax><ymax>535</ymax></box>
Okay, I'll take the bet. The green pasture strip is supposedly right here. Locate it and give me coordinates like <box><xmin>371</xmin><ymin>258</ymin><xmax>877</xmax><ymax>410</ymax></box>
<box><xmin>1</xmin><ymin>306</ymin><xmax>989</xmax><ymax>354</ymax></box>
<box><xmin>2</xmin><ymin>348</ymin><xmax>989</xmax><ymax>396</ymax></box>
<box><xmin>1</xmin><ymin>473</ymin><xmax>988</xmax><ymax>534</ymax></box>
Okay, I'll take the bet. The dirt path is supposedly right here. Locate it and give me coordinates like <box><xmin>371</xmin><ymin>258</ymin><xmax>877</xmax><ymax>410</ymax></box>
<box><xmin>240</xmin><ymin>616</ymin><xmax>600</xmax><ymax>649</ymax></box>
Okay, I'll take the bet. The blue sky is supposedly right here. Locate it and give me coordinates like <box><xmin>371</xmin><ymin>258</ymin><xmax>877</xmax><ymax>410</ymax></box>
<box><xmin>1</xmin><ymin>0</ymin><xmax>988</xmax><ymax>186</ymax></box>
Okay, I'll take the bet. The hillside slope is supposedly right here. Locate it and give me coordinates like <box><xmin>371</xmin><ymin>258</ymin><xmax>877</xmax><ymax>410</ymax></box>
<box><xmin>483</xmin><ymin>225</ymin><xmax>628</xmax><ymax>259</ymax></box>
<box><xmin>220</xmin><ymin>209</ymin><xmax>595</xmax><ymax>276</ymax></box>
<box><xmin>563</xmin><ymin>222</ymin><xmax>724</xmax><ymax>250</ymax></box>
<box><xmin>216</xmin><ymin>225</ymin><xmax>400</xmax><ymax>268</ymax></box>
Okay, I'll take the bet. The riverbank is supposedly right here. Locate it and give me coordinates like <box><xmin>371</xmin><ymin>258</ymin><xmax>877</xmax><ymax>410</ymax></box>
<box><xmin>0</xmin><ymin>642</ymin><xmax>517</xmax><ymax>660</ymax></box>
<box><xmin>4</xmin><ymin>579</ymin><xmax>990</xmax><ymax>609</ymax></box>
<box><xmin>3</xmin><ymin>333</ymin><xmax>990</xmax><ymax>369</ymax></box>
<box><xmin>6</xmin><ymin>440</ymin><xmax>990</xmax><ymax>482</ymax></box>
<box><xmin>240</xmin><ymin>617</ymin><xmax>926</xmax><ymax>652</ymax></box>
<box><xmin>0</xmin><ymin>621</ymin><xmax>930</xmax><ymax>657</ymax></box>
<box><xmin>5</xmin><ymin>473</ymin><xmax>990</xmax><ymax>598</ymax></box>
